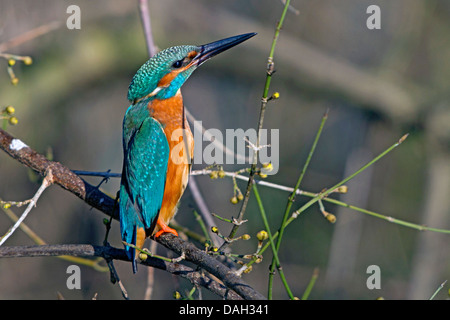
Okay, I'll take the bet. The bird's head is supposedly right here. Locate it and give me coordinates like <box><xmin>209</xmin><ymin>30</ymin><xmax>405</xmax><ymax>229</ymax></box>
<box><xmin>127</xmin><ymin>33</ymin><xmax>256</xmax><ymax>104</ymax></box>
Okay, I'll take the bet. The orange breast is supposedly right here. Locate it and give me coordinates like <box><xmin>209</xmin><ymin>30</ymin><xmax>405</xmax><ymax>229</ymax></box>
<box><xmin>148</xmin><ymin>90</ymin><xmax>194</xmax><ymax>234</ymax></box>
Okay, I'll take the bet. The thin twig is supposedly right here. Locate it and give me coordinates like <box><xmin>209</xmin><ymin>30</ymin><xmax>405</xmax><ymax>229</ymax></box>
<box><xmin>188</xmin><ymin>175</ymin><xmax>221</xmax><ymax>246</ymax></box>
<box><xmin>72</xmin><ymin>168</ymin><xmax>306</xmax><ymax>195</ymax></box>
<box><xmin>106</xmin><ymin>258</ymin><xmax>129</xmax><ymax>300</ymax></box>
<box><xmin>223</xmin><ymin>0</ymin><xmax>292</xmax><ymax>246</ymax></box>
<box><xmin>268</xmin><ymin>108</ymin><xmax>328</xmax><ymax>298</ymax></box>
<box><xmin>157</xmin><ymin>233</ymin><xmax>266</xmax><ymax>300</ymax></box>
<box><xmin>429</xmin><ymin>280</ymin><xmax>447</xmax><ymax>300</ymax></box>
<box><xmin>246</xmin><ymin>134</ymin><xmax>415</xmax><ymax>269</ymax></box>
<box><xmin>138</xmin><ymin>0</ymin><xmax>158</xmax><ymax>57</ymax></box>
<box><xmin>288</xmin><ymin>134</ymin><xmax>410</xmax><ymax>223</ymax></box>
<box><xmin>301</xmin><ymin>267</ymin><xmax>319</xmax><ymax>300</ymax></box>
<box><xmin>280</xmin><ymin>0</ymin><xmax>300</xmax><ymax>15</ymax></box>
<box><xmin>320</xmin><ymin>195</ymin><xmax>450</xmax><ymax>234</ymax></box>
<box><xmin>0</xmin><ymin>170</ymin><xmax>54</xmax><ymax>246</ymax></box>
<box><xmin>253</xmin><ymin>184</ymin><xmax>294</xmax><ymax>299</ymax></box>
<box><xmin>0</xmin><ymin>21</ymin><xmax>61</xmax><ymax>52</ymax></box>
<box><xmin>193</xmin><ymin>210</ymin><xmax>213</xmax><ymax>245</ymax></box>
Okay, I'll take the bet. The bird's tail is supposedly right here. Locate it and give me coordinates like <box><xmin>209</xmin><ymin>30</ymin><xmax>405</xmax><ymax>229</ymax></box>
<box><xmin>130</xmin><ymin>226</ymin><xmax>138</xmax><ymax>273</ymax></box>
<box><xmin>124</xmin><ymin>225</ymin><xmax>147</xmax><ymax>273</ymax></box>
<box><xmin>121</xmin><ymin>225</ymin><xmax>138</xmax><ymax>273</ymax></box>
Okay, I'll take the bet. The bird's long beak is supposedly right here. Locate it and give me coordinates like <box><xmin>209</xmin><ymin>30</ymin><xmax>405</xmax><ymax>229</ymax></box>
<box><xmin>194</xmin><ymin>33</ymin><xmax>257</xmax><ymax>66</ymax></box>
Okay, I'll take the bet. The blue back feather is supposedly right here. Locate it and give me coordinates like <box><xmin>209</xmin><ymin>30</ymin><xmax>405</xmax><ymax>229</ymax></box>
<box><xmin>119</xmin><ymin>101</ymin><xmax>169</xmax><ymax>272</ymax></box>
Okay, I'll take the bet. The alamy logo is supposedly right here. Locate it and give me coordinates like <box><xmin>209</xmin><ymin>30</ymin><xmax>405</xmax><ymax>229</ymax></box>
<box><xmin>66</xmin><ymin>265</ymin><xmax>81</xmax><ymax>290</ymax></box>
<box><xmin>366</xmin><ymin>5</ymin><xmax>381</xmax><ymax>30</ymax></box>
<box><xmin>66</xmin><ymin>5</ymin><xmax>81</xmax><ymax>30</ymax></box>
<box><xmin>366</xmin><ymin>265</ymin><xmax>381</xmax><ymax>290</ymax></box>
<box><xmin>169</xmin><ymin>121</ymin><xmax>280</xmax><ymax>175</ymax></box>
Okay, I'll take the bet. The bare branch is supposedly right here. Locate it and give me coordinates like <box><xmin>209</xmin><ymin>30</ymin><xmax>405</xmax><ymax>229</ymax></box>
<box><xmin>0</xmin><ymin>129</ymin><xmax>117</xmax><ymax>219</ymax></box>
<box><xmin>0</xmin><ymin>21</ymin><xmax>61</xmax><ymax>52</ymax></box>
<box><xmin>157</xmin><ymin>233</ymin><xmax>266</xmax><ymax>300</ymax></box>
<box><xmin>0</xmin><ymin>243</ymin><xmax>243</xmax><ymax>300</ymax></box>
<box><xmin>72</xmin><ymin>168</ymin><xmax>307</xmax><ymax>196</ymax></box>
<box><xmin>0</xmin><ymin>169</ymin><xmax>53</xmax><ymax>246</ymax></box>
<box><xmin>138</xmin><ymin>0</ymin><xmax>158</xmax><ymax>57</ymax></box>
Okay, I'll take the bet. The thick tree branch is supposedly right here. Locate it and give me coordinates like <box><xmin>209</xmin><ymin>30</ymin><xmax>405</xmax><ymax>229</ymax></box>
<box><xmin>0</xmin><ymin>128</ymin><xmax>117</xmax><ymax>219</ymax></box>
<box><xmin>0</xmin><ymin>243</ymin><xmax>242</xmax><ymax>300</ymax></box>
<box><xmin>0</xmin><ymin>128</ymin><xmax>265</xmax><ymax>300</ymax></box>
<box><xmin>157</xmin><ymin>233</ymin><xmax>266</xmax><ymax>300</ymax></box>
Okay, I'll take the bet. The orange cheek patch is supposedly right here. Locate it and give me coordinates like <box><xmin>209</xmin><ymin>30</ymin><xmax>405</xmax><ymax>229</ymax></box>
<box><xmin>157</xmin><ymin>65</ymin><xmax>192</xmax><ymax>87</ymax></box>
<box><xmin>157</xmin><ymin>52</ymin><xmax>198</xmax><ymax>88</ymax></box>
<box><xmin>157</xmin><ymin>71</ymin><xmax>179</xmax><ymax>87</ymax></box>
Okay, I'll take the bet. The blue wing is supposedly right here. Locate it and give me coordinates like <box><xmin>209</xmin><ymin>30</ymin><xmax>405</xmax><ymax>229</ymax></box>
<box><xmin>119</xmin><ymin>104</ymin><xmax>169</xmax><ymax>272</ymax></box>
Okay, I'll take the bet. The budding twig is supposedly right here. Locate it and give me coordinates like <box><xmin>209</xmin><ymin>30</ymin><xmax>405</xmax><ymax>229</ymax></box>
<box><xmin>0</xmin><ymin>170</ymin><xmax>54</xmax><ymax>247</ymax></box>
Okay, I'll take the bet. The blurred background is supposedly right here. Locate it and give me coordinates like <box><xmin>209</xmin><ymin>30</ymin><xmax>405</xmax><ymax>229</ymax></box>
<box><xmin>0</xmin><ymin>0</ymin><xmax>449</xmax><ymax>300</ymax></box>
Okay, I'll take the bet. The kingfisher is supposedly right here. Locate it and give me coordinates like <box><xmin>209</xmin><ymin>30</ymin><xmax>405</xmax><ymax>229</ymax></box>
<box><xmin>119</xmin><ymin>33</ymin><xmax>256</xmax><ymax>272</ymax></box>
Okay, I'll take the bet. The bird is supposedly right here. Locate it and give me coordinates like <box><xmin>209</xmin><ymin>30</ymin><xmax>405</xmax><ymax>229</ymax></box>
<box><xmin>119</xmin><ymin>32</ymin><xmax>256</xmax><ymax>272</ymax></box>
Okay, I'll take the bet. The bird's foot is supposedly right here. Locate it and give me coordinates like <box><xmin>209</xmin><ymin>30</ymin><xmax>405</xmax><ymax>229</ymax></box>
<box><xmin>154</xmin><ymin>218</ymin><xmax>178</xmax><ymax>238</ymax></box>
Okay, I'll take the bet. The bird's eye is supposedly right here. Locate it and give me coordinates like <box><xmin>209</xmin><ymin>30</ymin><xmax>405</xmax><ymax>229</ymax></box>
<box><xmin>172</xmin><ymin>60</ymin><xmax>183</xmax><ymax>68</ymax></box>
